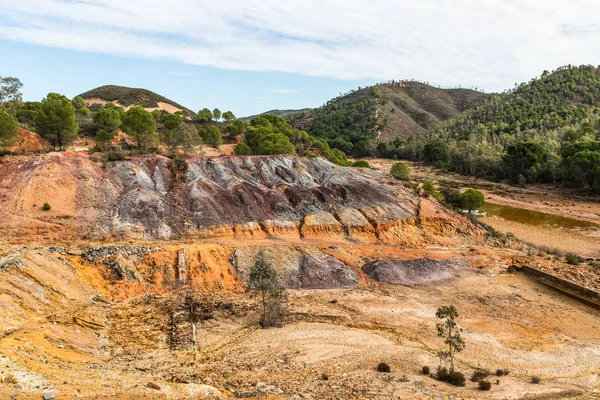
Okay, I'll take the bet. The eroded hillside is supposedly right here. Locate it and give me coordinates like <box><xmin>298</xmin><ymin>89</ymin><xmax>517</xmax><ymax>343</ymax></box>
<box><xmin>0</xmin><ymin>153</ymin><xmax>598</xmax><ymax>399</ymax></box>
<box><xmin>0</xmin><ymin>153</ymin><xmax>479</xmax><ymax>244</ymax></box>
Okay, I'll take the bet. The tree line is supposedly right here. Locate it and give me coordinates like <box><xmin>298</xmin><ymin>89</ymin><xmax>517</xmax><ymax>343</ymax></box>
<box><xmin>0</xmin><ymin>75</ymin><xmax>352</xmax><ymax>167</ymax></box>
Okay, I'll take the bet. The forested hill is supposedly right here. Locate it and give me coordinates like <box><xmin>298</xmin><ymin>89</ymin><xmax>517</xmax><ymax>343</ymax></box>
<box><xmin>79</xmin><ymin>85</ymin><xmax>192</xmax><ymax>113</ymax></box>
<box><xmin>385</xmin><ymin>65</ymin><xmax>600</xmax><ymax>191</ymax></box>
<box><xmin>285</xmin><ymin>81</ymin><xmax>490</xmax><ymax>157</ymax></box>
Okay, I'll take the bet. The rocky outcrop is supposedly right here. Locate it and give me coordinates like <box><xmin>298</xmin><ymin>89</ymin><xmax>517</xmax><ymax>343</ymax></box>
<box><xmin>362</xmin><ymin>258</ymin><xmax>467</xmax><ymax>286</ymax></box>
<box><xmin>298</xmin><ymin>253</ymin><xmax>359</xmax><ymax>289</ymax></box>
<box><xmin>0</xmin><ymin>153</ymin><xmax>482</xmax><ymax>244</ymax></box>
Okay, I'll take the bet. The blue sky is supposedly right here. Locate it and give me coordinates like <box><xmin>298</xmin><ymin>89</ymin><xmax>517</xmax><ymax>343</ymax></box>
<box><xmin>1</xmin><ymin>40</ymin><xmax>376</xmax><ymax>116</ymax></box>
<box><xmin>1</xmin><ymin>0</ymin><xmax>599</xmax><ymax>116</ymax></box>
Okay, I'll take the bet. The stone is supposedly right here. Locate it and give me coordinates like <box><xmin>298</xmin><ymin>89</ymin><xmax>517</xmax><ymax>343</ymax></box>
<box><xmin>42</xmin><ymin>395</ymin><xmax>57</xmax><ymax>400</ymax></box>
<box><xmin>146</xmin><ymin>382</ymin><xmax>161</xmax><ymax>390</ymax></box>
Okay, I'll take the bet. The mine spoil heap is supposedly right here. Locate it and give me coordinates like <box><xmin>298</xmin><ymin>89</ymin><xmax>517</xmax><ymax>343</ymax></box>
<box><xmin>0</xmin><ymin>153</ymin><xmax>599</xmax><ymax>399</ymax></box>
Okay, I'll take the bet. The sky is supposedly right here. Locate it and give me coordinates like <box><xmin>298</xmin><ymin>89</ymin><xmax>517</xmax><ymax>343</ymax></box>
<box><xmin>1</xmin><ymin>0</ymin><xmax>600</xmax><ymax>116</ymax></box>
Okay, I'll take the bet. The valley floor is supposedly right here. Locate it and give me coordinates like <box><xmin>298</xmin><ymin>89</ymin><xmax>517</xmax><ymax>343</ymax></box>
<box><xmin>364</xmin><ymin>158</ymin><xmax>600</xmax><ymax>259</ymax></box>
<box><xmin>0</xmin><ymin>240</ymin><xmax>599</xmax><ymax>399</ymax></box>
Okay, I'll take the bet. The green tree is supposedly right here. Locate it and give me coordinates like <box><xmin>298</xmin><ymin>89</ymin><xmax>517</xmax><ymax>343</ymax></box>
<box><xmin>222</xmin><ymin>110</ymin><xmax>235</xmax><ymax>122</ymax></box>
<box><xmin>16</xmin><ymin>101</ymin><xmax>41</xmax><ymax>126</ymax></box>
<box><xmin>390</xmin><ymin>162</ymin><xmax>411</xmax><ymax>181</ymax></box>
<box><xmin>436</xmin><ymin>305</ymin><xmax>465</xmax><ymax>372</ymax></box>
<box><xmin>121</xmin><ymin>105</ymin><xmax>157</xmax><ymax>150</ymax></box>
<box><xmin>95</xmin><ymin>129</ymin><xmax>115</xmax><ymax>147</ymax></box>
<box><xmin>165</xmin><ymin>123</ymin><xmax>200</xmax><ymax>151</ymax></box>
<box><xmin>197</xmin><ymin>108</ymin><xmax>212</xmax><ymax>123</ymax></box>
<box><xmin>566</xmin><ymin>150</ymin><xmax>600</xmax><ymax>191</ymax></box>
<box><xmin>257</xmin><ymin>133</ymin><xmax>296</xmax><ymax>155</ymax></box>
<box><xmin>93</xmin><ymin>107</ymin><xmax>122</xmax><ymax>133</ymax></box>
<box><xmin>162</xmin><ymin>113</ymin><xmax>183</xmax><ymax>131</ymax></box>
<box><xmin>103</xmin><ymin>102</ymin><xmax>125</xmax><ymax>115</ymax></box>
<box><xmin>232</xmin><ymin>119</ymin><xmax>246</xmax><ymax>133</ymax></box>
<box><xmin>199</xmin><ymin>126</ymin><xmax>223</xmax><ymax>146</ymax></box>
<box><xmin>503</xmin><ymin>142</ymin><xmax>548</xmax><ymax>183</ymax></box>
<box><xmin>212</xmin><ymin>108</ymin><xmax>221</xmax><ymax>121</ymax></box>
<box><xmin>234</xmin><ymin>143</ymin><xmax>252</xmax><ymax>155</ymax></box>
<box><xmin>247</xmin><ymin>251</ymin><xmax>287</xmax><ymax>328</ymax></box>
<box><xmin>78</xmin><ymin>107</ymin><xmax>91</xmax><ymax>116</ymax></box>
<box><xmin>34</xmin><ymin>92</ymin><xmax>79</xmax><ymax>149</ymax></box>
<box><xmin>225</xmin><ymin>124</ymin><xmax>239</xmax><ymax>136</ymax></box>
<box><xmin>0</xmin><ymin>76</ymin><xmax>23</xmax><ymax>110</ymax></box>
<box><xmin>0</xmin><ymin>110</ymin><xmax>19</xmax><ymax>146</ymax></box>
<box><xmin>71</xmin><ymin>95</ymin><xmax>86</xmax><ymax>110</ymax></box>
<box><xmin>459</xmin><ymin>189</ymin><xmax>485</xmax><ymax>213</ymax></box>
<box><xmin>424</xmin><ymin>140</ymin><xmax>449</xmax><ymax>163</ymax></box>
<box><xmin>152</xmin><ymin>109</ymin><xmax>162</xmax><ymax>121</ymax></box>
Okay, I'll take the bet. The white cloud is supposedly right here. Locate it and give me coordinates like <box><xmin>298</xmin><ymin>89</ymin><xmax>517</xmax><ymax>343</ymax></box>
<box><xmin>0</xmin><ymin>0</ymin><xmax>599</xmax><ymax>91</ymax></box>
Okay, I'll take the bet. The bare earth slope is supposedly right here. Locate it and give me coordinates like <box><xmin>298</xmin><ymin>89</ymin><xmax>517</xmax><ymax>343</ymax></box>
<box><xmin>0</xmin><ymin>153</ymin><xmax>599</xmax><ymax>399</ymax></box>
<box><xmin>0</xmin><ymin>153</ymin><xmax>479</xmax><ymax>243</ymax></box>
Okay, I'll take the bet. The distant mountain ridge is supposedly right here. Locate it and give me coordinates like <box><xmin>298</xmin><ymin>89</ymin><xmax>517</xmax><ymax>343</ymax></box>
<box><xmin>241</xmin><ymin>108</ymin><xmax>312</xmax><ymax>122</ymax></box>
<box><xmin>274</xmin><ymin>81</ymin><xmax>491</xmax><ymax>156</ymax></box>
<box><xmin>79</xmin><ymin>85</ymin><xmax>193</xmax><ymax>113</ymax></box>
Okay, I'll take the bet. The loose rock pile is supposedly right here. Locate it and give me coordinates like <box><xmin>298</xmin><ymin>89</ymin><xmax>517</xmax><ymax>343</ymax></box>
<box><xmin>82</xmin><ymin>246</ymin><xmax>161</xmax><ymax>262</ymax></box>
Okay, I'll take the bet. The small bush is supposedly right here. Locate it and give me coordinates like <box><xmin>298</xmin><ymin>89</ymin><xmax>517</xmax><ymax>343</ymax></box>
<box><xmin>234</xmin><ymin>143</ymin><xmax>252</xmax><ymax>156</ymax></box>
<box><xmin>496</xmin><ymin>368</ymin><xmax>510</xmax><ymax>376</ymax></box>
<box><xmin>547</xmin><ymin>248</ymin><xmax>563</xmax><ymax>257</ymax></box>
<box><xmin>390</xmin><ymin>162</ymin><xmax>411</xmax><ymax>181</ymax></box>
<box><xmin>471</xmin><ymin>370</ymin><xmax>490</xmax><ymax>382</ymax></box>
<box><xmin>42</xmin><ymin>203</ymin><xmax>51</xmax><ymax>211</ymax></box>
<box><xmin>321</xmin><ymin>373</ymin><xmax>329</xmax><ymax>381</ymax></box>
<box><xmin>565</xmin><ymin>253</ymin><xmax>580</xmax><ymax>265</ymax></box>
<box><xmin>106</xmin><ymin>150</ymin><xmax>125</xmax><ymax>162</ymax></box>
<box><xmin>352</xmin><ymin>160</ymin><xmax>371</xmax><ymax>168</ymax></box>
<box><xmin>531</xmin><ymin>376</ymin><xmax>541</xmax><ymax>384</ymax></box>
<box><xmin>478</xmin><ymin>380</ymin><xmax>492</xmax><ymax>391</ymax></box>
<box><xmin>436</xmin><ymin>367</ymin><xmax>466</xmax><ymax>387</ymax></box>
<box><xmin>422</xmin><ymin>366</ymin><xmax>430</xmax><ymax>375</ymax></box>
<box><xmin>376</xmin><ymin>362</ymin><xmax>391</xmax><ymax>373</ymax></box>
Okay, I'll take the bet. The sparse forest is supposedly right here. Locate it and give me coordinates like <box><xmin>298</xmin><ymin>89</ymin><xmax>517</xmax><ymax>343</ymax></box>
<box><xmin>382</xmin><ymin>65</ymin><xmax>600</xmax><ymax>192</ymax></box>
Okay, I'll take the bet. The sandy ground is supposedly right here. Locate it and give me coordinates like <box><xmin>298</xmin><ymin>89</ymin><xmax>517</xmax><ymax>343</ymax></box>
<box><xmin>0</xmin><ymin>242</ymin><xmax>599</xmax><ymax>399</ymax></box>
<box><xmin>85</xmin><ymin>98</ymin><xmax>183</xmax><ymax>113</ymax></box>
<box><xmin>364</xmin><ymin>158</ymin><xmax>600</xmax><ymax>258</ymax></box>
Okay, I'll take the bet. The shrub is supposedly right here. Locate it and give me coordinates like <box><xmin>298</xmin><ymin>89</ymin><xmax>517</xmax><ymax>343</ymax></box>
<box><xmin>352</xmin><ymin>160</ymin><xmax>371</xmax><ymax>168</ymax></box>
<box><xmin>234</xmin><ymin>143</ymin><xmax>252</xmax><ymax>156</ymax></box>
<box><xmin>376</xmin><ymin>363</ymin><xmax>391</xmax><ymax>373</ymax></box>
<box><xmin>106</xmin><ymin>150</ymin><xmax>125</xmax><ymax>162</ymax></box>
<box><xmin>565</xmin><ymin>253</ymin><xmax>580</xmax><ymax>265</ymax></box>
<box><xmin>478</xmin><ymin>380</ymin><xmax>492</xmax><ymax>391</ymax></box>
<box><xmin>422</xmin><ymin>366</ymin><xmax>430</xmax><ymax>375</ymax></box>
<box><xmin>496</xmin><ymin>368</ymin><xmax>510</xmax><ymax>376</ymax></box>
<box><xmin>471</xmin><ymin>370</ymin><xmax>490</xmax><ymax>382</ymax></box>
<box><xmin>531</xmin><ymin>376</ymin><xmax>541</xmax><ymax>384</ymax></box>
<box><xmin>321</xmin><ymin>373</ymin><xmax>329</xmax><ymax>381</ymax></box>
<box><xmin>546</xmin><ymin>247</ymin><xmax>563</xmax><ymax>257</ymax></box>
<box><xmin>390</xmin><ymin>162</ymin><xmax>411</xmax><ymax>181</ymax></box>
<box><xmin>42</xmin><ymin>203</ymin><xmax>51</xmax><ymax>211</ymax></box>
<box><xmin>436</xmin><ymin>367</ymin><xmax>466</xmax><ymax>387</ymax></box>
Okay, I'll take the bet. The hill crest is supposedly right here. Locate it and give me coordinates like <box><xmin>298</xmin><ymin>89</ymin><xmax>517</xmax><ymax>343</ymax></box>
<box><xmin>79</xmin><ymin>85</ymin><xmax>192</xmax><ymax>113</ymax></box>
